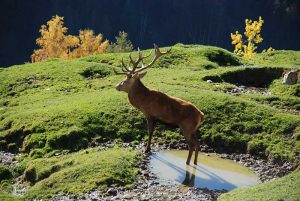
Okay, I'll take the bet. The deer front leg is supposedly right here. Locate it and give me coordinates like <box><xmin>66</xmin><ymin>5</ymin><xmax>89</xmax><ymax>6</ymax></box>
<box><xmin>193</xmin><ymin>134</ymin><xmax>200</xmax><ymax>165</ymax></box>
<box><xmin>145</xmin><ymin>117</ymin><xmax>155</xmax><ymax>153</ymax></box>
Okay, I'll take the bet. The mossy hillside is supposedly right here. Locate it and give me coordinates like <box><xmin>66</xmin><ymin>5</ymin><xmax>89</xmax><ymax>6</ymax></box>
<box><xmin>21</xmin><ymin>148</ymin><xmax>139</xmax><ymax>200</ymax></box>
<box><xmin>0</xmin><ymin>192</ymin><xmax>20</xmax><ymax>201</ymax></box>
<box><xmin>0</xmin><ymin>44</ymin><xmax>299</xmax><ymax>164</ymax></box>
<box><xmin>0</xmin><ymin>166</ymin><xmax>12</xmax><ymax>181</ymax></box>
<box><xmin>79</xmin><ymin>44</ymin><xmax>243</xmax><ymax>76</ymax></box>
<box><xmin>218</xmin><ymin>169</ymin><xmax>300</xmax><ymax>201</ymax></box>
<box><xmin>250</xmin><ymin>50</ymin><xmax>300</xmax><ymax>67</ymax></box>
<box><xmin>269</xmin><ymin>79</ymin><xmax>300</xmax><ymax>97</ymax></box>
<box><xmin>0</xmin><ymin>44</ymin><xmax>240</xmax><ymax>155</ymax></box>
<box><xmin>0</xmin><ymin>160</ymin><xmax>27</xmax><ymax>200</ymax></box>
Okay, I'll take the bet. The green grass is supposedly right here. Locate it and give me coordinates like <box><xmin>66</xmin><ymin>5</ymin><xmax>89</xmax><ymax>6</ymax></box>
<box><xmin>250</xmin><ymin>50</ymin><xmax>300</xmax><ymax>67</ymax></box>
<box><xmin>1</xmin><ymin>44</ymin><xmax>299</xmax><ymax>163</ymax></box>
<box><xmin>1</xmin><ymin>148</ymin><xmax>140</xmax><ymax>200</ymax></box>
<box><xmin>218</xmin><ymin>170</ymin><xmax>300</xmax><ymax>201</ymax></box>
<box><xmin>0</xmin><ymin>192</ymin><xmax>21</xmax><ymax>201</ymax></box>
<box><xmin>0</xmin><ymin>44</ymin><xmax>299</xmax><ymax>200</ymax></box>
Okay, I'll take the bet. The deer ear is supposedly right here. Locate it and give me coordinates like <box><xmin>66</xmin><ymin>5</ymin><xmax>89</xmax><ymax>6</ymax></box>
<box><xmin>138</xmin><ymin>72</ymin><xmax>147</xmax><ymax>79</ymax></box>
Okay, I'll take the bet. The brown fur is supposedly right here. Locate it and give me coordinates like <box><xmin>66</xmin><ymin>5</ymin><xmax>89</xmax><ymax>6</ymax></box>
<box><xmin>117</xmin><ymin>76</ymin><xmax>204</xmax><ymax>165</ymax></box>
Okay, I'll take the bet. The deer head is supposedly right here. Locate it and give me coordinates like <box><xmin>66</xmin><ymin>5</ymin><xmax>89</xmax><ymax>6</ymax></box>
<box><xmin>114</xmin><ymin>44</ymin><xmax>171</xmax><ymax>93</ymax></box>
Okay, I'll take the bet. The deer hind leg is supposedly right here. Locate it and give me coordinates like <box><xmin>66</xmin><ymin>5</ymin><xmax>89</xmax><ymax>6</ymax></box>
<box><xmin>186</xmin><ymin>132</ymin><xmax>200</xmax><ymax>165</ymax></box>
<box><xmin>181</xmin><ymin>126</ymin><xmax>195</xmax><ymax>165</ymax></box>
<box><xmin>181</xmin><ymin>121</ymin><xmax>201</xmax><ymax>165</ymax></box>
<box><xmin>145</xmin><ymin>117</ymin><xmax>155</xmax><ymax>153</ymax></box>
<box><xmin>183</xmin><ymin>131</ymin><xmax>196</xmax><ymax>165</ymax></box>
<box><xmin>193</xmin><ymin>115</ymin><xmax>204</xmax><ymax>165</ymax></box>
<box><xmin>186</xmin><ymin>139</ymin><xmax>194</xmax><ymax>165</ymax></box>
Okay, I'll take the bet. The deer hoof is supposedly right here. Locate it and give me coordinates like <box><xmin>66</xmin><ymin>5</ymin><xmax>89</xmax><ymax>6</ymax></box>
<box><xmin>144</xmin><ymin>148</ymin><xmax>151</xmax><ymax>153</ymax></box>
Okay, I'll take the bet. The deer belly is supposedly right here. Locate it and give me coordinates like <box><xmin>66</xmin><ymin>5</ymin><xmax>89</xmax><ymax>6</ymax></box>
<box><xmin>156</xmin><ymin>118</ymin><xmax>179</xmax><ymax>129</ymax></box>
<box><xmin>151</xmin><ymin>107</ymin><xmax>181</xmax><ymax>125</ymax></box>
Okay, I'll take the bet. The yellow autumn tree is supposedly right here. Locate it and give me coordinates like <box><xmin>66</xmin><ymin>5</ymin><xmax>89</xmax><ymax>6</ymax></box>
<box><xmin>31</xmin><ymin>15</ymin><xmax>79</xmax><ymax>62</ymax></box>
<box><xmin>31</xmin><ymin>16</ymin><xmax>109</xmax><ymax>62</ymax></box>
<box><xmin>231</xmin><ymin>16</ymin><xmax>264</xmax><ymax>58</ymax></box>
<box><xmin>70</xmin><ymin>29</ymin><xmax>109</xmax><ymax>58</ymax></box>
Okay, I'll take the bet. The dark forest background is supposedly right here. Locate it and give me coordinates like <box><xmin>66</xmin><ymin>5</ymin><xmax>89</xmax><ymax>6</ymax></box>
<box><xmin>0</xmin><ymin>0</ymin><xmax>299</xmax><ymax>67</ymax></box>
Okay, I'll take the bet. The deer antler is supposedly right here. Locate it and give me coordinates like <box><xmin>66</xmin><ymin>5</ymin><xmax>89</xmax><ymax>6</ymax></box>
<box><xmin>129</xmin><ymin>48</ymin><xmax>153</xmax><ymax>72</ymax></box>
<box><xmin>112</xmin><ymin>57</ymin><xmax>132</xmax><ymax>75</ymax></box>
<box><xmin>135</xmin><ymin>44</ymin><xmax>171</xmax><ymax>73</ymax></box>
<box><xmin>113</xmin><ymin>44</ymin><xmax>171</xmax><ymax>75</ymax></box>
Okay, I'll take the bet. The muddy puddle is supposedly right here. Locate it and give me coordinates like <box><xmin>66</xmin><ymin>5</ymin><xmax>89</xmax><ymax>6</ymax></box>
<box><xmin>150</xmin><ymin>150</ymin><xmax>259</xmax><ymax>190</ymax></box>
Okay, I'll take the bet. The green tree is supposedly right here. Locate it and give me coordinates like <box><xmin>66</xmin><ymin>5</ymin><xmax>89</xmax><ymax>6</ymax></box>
<box><xmin>108</xmin><ymin>31</ymin><xmax>134</xmax><ymax>53</ymax></box>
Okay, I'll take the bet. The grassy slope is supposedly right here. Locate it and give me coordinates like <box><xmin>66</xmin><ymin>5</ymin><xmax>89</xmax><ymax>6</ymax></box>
<box><xmin>0</xmin><ymin>192</ymin><xmax>20</xmax><ymax>201</ymax></box>
<box><xmin>23</xmin><ymin>148</ymin><xmax>139</xmax><ymax>200</ymax></box>
<box><xmin>0</xmin><ymin>148</ymin><xmax>139</xmax><ymax>200</ymax></box>
<box><xmin>218</xmin><ymin>169</ymin><xmax>300</xmax><ymax>201</ymax></box>
<box><xmin>0</xmin><ymin>44</ymin><xmax>300</xmax><ymax>200</ymax></box>
<box><xmin>0</xmin><ymin>44</ymin><xmax>299</xmax><ymax>162</ymax></box>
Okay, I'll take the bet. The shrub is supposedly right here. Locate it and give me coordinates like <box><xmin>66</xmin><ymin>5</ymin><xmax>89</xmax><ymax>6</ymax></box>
<box><xmin>24</xmin><ymin>166</ymin><xmax>37</xmax><ymax>184</ymax></box>
<box><xmin>231</xmin><ymin>17</ymin><xmax>264</xmax><ymax>58</ymax></box>
<box><xmin>107</xmin><ymin>31</ymin><xmax>133</xmax><ymax>53</ymax></box>
<box><xmin>247</xmin><ymin>139</ymin><xmax>267</xmax><ymax>157</ymax></box>
<box><xmin>7</xmin><ymin>143</ymin><xmax>17</xmax><ymax>152</ymax></box>
<box><xmin>204</xmin><ymin>49</ymin><xmax>241</xmax><ymax>66</ymax></box>
<box><xmin>46</xmin><ymin>126</ymin><xmax>89</xmax><ymax>151</ymax></box>
<box><xmin>80</xmin><ymin>65</ymin><xmax>113</xmax><ymax>79</ymax></box>
<box><xmin>0</xmin><ymin>166</ymin><xmax>12</xmax><ymax>181</ymax></box>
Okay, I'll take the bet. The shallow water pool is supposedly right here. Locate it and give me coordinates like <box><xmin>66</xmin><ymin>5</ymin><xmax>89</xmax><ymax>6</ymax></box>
<box><xmin>150</xmin><ymin>150</ymin><xmax>260</xmax><ymax>190</ymax></box>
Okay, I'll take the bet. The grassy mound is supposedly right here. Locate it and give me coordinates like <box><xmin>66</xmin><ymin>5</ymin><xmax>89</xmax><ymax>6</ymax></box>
<box><xmin>251</xmin><ymin>50</ymin><xmax>300</xmax><ymax>67</ymax></box>
<box><xmin>0</xmin><ymin>44</ymin><xmax>299</xmax><ymax>163</ymax></box>
<box><xmin>0</xmin><ymin>44</ymin><xmax>300</xmax><ymax>200</ymax></box>
<box><xmin>219</xmin><ymin>170</ymin><xmax>300</xmax><ymax>201</ymax></box>
<box><xmin>0</xmin><ymin>166</ymin><xmax>12</xmax><ymax>181</ymax></box>
<box><xmin>219</xmin><ymin>67</ymin><xmax>284</xmax><ymax>87</ymax></box>
<box><xmin>18</xmin><ymin>148</ymin><xmax>138</xmax><ymax>200</ymax></box>
<box><xmin>0</xmin><ymin>192</ymin><xmax>20</xmax><ymax>201</ymax></box>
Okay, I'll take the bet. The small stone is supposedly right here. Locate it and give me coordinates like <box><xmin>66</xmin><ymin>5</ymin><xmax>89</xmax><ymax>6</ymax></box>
<box><xmin>107</xmin><ymin>188</ymin><xmax>117</xmax><ymax>196</ymax></box>
<box><xmin>122</xmin><ymin>193</ymin><xmax>134</xmax><ymax>199</ymax></box>
<box><xmin>282</xmin><ymin>69</ymin><xmax>299</xmax><ymax>85</ymax></box>
<box><xmin>140</xmin><ymin>194</ymin><xmax>149</xmax><ymax>201</ymax></box>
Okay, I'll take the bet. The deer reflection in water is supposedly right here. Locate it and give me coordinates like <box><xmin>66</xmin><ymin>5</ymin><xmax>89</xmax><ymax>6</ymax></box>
<box><xmin>181</xmin><ymin>165</ymin><xmax>196</xmax><ymax>187</ymax></box>
<box><xmin>150</xmin><ymin>151</ymin><xmax>259</xmax><ymax>190</ymax></box>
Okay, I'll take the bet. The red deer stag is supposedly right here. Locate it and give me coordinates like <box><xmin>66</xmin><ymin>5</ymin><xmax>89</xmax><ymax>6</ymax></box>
<box><xmin>113</xmin><ymin>44</ymin><xmax>204</xmax><ymax>165</ymax></box>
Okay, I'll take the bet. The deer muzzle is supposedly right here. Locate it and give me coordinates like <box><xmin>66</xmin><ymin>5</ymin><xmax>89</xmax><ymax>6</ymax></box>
<box><xmin>115</xmin><ymin>83</ymin><xmax>121</xmax><ymax>91</ymax></box>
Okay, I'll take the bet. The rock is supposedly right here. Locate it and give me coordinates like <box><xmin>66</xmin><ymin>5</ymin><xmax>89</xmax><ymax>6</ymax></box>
<box><xmin>142</xmin><ymin>170</ymin><xmax>150</xmax><ymax>177</ymax></box>
<box><xmin>122</xmin><ymin>193</ymin><xmax>134</xmax><ymax>199</ymax></box>
<box><xmin>140</xmin><ymin>194</ymin><xmax>149</xmax><ymax>201</ymax></box>
<box><xmin>107</xmin><ymin>188</ymin><xmax>118</xmax><ymax>196</ymax></box>
<box><xmin>149</xmin><ymin>181</ymin><xmax>159</xmax><ymax>186</ymax></box>
<box><xmin>206</xmin><ymin>80</ymin><xmax>213</xmax><ymax>83</ymax></box>
<box><xmin>282</xmin><ymin>69</ymin><xmax>299</xmax><ymax>85</ymax></box>
<box><xmin>50</xmin><ymin>142</ymin><xmax>296</xmax><ymax>201</ymax></box>
<box><xmin>140</xmin><ymin>164</ymin><xmax>147</xmax><ymax>170</ymax></box>
<box><xmin>0</xmin><ymin>151</ymin><xmax>19</xmax><ymax>166</ymax></box>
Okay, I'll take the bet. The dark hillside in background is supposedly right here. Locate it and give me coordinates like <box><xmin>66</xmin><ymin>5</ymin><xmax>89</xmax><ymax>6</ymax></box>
<box><xmin>0</xmin><ymin>0</ymin><xmax>299</xmax><ymax>67</ymax></box>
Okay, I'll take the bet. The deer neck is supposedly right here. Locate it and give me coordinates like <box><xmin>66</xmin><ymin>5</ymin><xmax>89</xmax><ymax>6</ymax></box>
<box><xmin>128</xmin><ymin>79</ymin><xmax>149</xmax><ymax>108</ymax></box>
